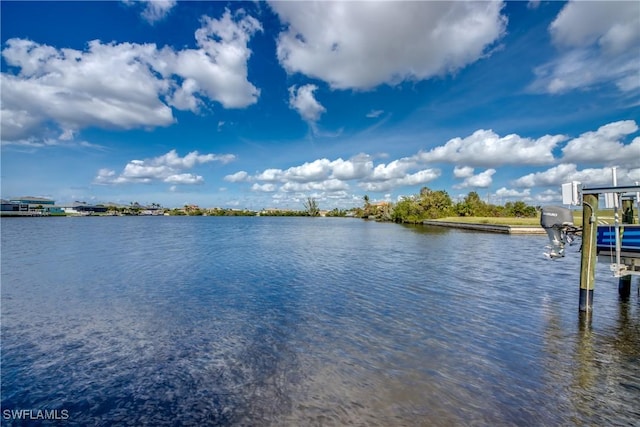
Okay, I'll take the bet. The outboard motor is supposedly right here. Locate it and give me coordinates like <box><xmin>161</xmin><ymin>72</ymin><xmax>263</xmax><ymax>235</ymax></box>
<box><xmin>541</xmin><ymin>206</ymin><xmax>575</xmax><ymax>258</ymax></box>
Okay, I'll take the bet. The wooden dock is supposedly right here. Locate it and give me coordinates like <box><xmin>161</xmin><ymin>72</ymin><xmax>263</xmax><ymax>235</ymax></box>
<box><xmin>422</xmin><ymin>220</ymin><xmax>546</xmax><ymax>235</ymax></box>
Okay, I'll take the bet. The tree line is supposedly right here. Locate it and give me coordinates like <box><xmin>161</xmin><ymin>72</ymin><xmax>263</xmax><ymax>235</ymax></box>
<box><xmin>359</xmin><ymin>187</ymin><xmax>538</xmax><ymax>223</ymax></box>
<box><xmin>101</xmin><ymin>190</ymin><xmax>537</xmax><ymax>222</ymax></box>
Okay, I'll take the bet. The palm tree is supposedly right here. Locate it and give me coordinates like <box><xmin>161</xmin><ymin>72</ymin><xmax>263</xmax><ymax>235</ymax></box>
<box><xmin>363</xmin><ymin>194</ymin><xmax>371</xmax><ymax>217</ymax></box>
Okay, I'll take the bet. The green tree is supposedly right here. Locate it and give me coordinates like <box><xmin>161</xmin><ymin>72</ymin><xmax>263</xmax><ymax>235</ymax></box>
<box><xmin>392</xmin><ymin>196</ymin><xmax>423</xmax><ymax>223</ymax></box>
<box><xmin>418</xmin><ymin>187</ymin><xmax>453</xmax><ymax>219</ymax></box>
<box><xmin>455</xmin><ymin>191</ymin><xmax>489</xmax><ymax>217</ymax></box>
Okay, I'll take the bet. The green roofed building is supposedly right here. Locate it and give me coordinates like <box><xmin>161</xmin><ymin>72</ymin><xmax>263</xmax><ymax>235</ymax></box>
<box><xmin>1</xmin><ymin>197</ymin><xmax>64</xmax><ymax>216</ymax></box>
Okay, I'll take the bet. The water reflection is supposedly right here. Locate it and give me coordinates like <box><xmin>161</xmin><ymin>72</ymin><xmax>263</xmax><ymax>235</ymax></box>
<box><xmin>1</xmin><ymin>217</ymin><xmax>638</xmax><ymax>425</ymax></box>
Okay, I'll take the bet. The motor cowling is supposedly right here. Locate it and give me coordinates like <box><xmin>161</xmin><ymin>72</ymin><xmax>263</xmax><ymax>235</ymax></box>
<box><xmin>541</xmin><ymin>206</ymin><xmax>575</xmax><ymax>258</ymax></box>
<box><xmin>541</xmin><ymin>206</ymin><xmax>574</xmax><ymax>229</ymax></box>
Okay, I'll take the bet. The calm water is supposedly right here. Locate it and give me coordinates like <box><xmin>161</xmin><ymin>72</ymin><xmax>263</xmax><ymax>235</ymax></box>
<box><xmin>1</xmin><ymin>216</ymin><xmax>638</xmax><ymax>426</ymax></box>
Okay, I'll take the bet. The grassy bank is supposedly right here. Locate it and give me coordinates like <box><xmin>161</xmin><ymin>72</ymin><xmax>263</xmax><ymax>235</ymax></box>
<box><xmin>433</xmin><ymin>209</ymin><xmax>619</xmax><ymax>227</ymax></box>
<box><xmin>434</xmin><ymin>217</ymin><xmax>541</xmax><ymax>226</ymax></box>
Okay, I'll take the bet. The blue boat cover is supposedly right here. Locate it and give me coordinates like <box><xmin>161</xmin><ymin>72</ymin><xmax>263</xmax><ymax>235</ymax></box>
<box><xmin>596</xmin><ymin>225</ymin><xmax>640</xmax><ymax>253</ymax></box>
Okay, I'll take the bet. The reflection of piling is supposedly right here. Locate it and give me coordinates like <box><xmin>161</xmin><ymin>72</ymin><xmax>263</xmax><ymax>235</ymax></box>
<box><xmin>579</xmin><ymin>194</ymin><xmax>598</xmax><ymax>312</ymax></box>
<box><xmin>619</xmin><ymin>199</ymin><xmax>634</xmax><ymax>299</ymax></box>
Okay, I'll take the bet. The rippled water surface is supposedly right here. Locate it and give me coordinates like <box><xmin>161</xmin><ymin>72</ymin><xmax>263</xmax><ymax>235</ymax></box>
<box><xmin>2</xmin><ymin>216</ymin><xmax>639</xmax><ymax>426</ymax></box>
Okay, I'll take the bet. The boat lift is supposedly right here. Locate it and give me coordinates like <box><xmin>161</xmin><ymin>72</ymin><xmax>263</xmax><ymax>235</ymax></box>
<box><xmin>540</xmin><ymin>180</ymin><xmax>640</xmax><ymax>312</ymax></box>
<box><xmin>583</xmin><ymin>185</ymin><xmax>640</xmax><ymax>278</ymax></box>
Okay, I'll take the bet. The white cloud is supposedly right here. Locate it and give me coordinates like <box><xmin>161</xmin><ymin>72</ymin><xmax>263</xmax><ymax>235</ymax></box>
<box><xmin>251</xmin><ymin>183</ymin><xmax>277</xmax><ymax>192</ymax></box>
<box><xmin>224</xmin><ymin>171</ymin><xmax>250</xmax><ymax>183</ymax></box>
<box><xmin>530</xmin><ymin>1</ymin><xmax>640</xmax><ymax>94</ymax></box>
<box><xmin>281</xmin><ymin>179</ymin><xmax>349</xmax><ymax>193</ymax></box>
<box><xmin>512</xmin><ymin>164</ymin><xmax>640</xmax><ymax>188</ymax></box>
<box><xmin>271</xmin><ymin>1</ymin><xmax>506</xmax><ymax>89</ymax></box>
<box><xmin>140</xmin><ymin>0</ymin><xmax>177</xmax><ymax>24</ymax></box>
<box><xmin>161</xmin><ymin>10</ymin><xmax>263</xmax><ymax>110</ymax></box>
<box><xmin>527</xmin><ymin>1</ymin><xmax>541</xmax><ymax>10</ymax></box>
<box><xmin>368</xmin><ymin>158</ymin><xmax>417</xmax><ymax>182</ymax></box>
<box><xmin>359</xmin><ymin>168</ymin><xmax>440</xmax><ymax>192</ymax></box>
<box><xmin>164</xmin><ymin>174</ymin><xmax>204</xmax><ymax>185</ymax></box>
<box><xmin>494</xmin><ymin>187</ymin><xmax>531</xmax><ymax>198</ymax></box>
<box><xmin>94</xmin><ymin>149</ymin><xmax>234</xmax><ymax>185</ymax></box>
<box><xmin>121</xmin><ymin>0</ymin><xmax>176</xmax><ymax>24</ymax></box>
<box><xmin>417</xmin><ymin>129</ymin><xmax>565</xmax><ymax>167</ymax></box>
<box><xmin>532</xmin><ymin>189</ymin><xmax>561</xmax><ymax>204</ymax></box>
<box><xmin>255</xmin><ymin>168</ymin><xmax>285</xmax><ymax>182</ymax></box>
<box><xmin>330</xmin><ymin>154</ymin><xmax>373</xmax><ymax>180</ymax></box>
<box><xmin>226</xmin><ymin>153</ymin><xmax>439</xmax><ymax>195</ymax></box>
<box><xmin>222</xmin><ymin>120</ymin><xmax>639</xmax><ymax>205</ymax></box>
<box><xmin>1</xmin><ymin>9</ymin><xmax>261</xmax><ymax>143</ymax></box>
<box><xmin>1</xmin><ymin>39</ymin><xmax>173</xmax><ymax>141</ymax></box>
<box><xmin>561</xmin><ymin>120</ymin><xmax>640</xmax><ymax>166</ymax></box>
<box><xmin>550</xmin><ymin>1</ymin><xmax>639</xmax><ymax>52</ymax></box>
<box><xmin>453</xmin><ymin>166</ymin><xmax>475</xmax><ymax>178</ymax></box>
<box><xmin>156</xmin><ymin>150</ymin><xmax>235</xmax><ymax>168</ymax></box>
<box><xmin>288</xmin><ymin>84</ymin><xmax>326</xmax><ymax>124</ymax></box>
<box><xmin>366</xmin><ymin>110</ymin><xmax>383</xmax><ymax>118</ymax></box>
<box><xmin>455</xmin><ymin>168</ymin><xmax>496</xmax><ymax>189</ymax></box>
<box><xmin>284</xmin><ymin>159</ymin><xmax>334</xmax><ymax>182</ymax></box>
<box><xmin>399</xmin><ymin>169</ymin><xmax>441</xmax><ymax>187</ymax></box>
<box><xmin>1</xmin><ymin>135</ymin><xmax>106</xmax><ymax>150</ymax></box>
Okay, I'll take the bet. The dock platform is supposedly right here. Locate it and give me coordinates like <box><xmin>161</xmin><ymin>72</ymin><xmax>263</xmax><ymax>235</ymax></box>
<box><xmin>423</xmin><ymin>220</ymin><xmax>546</xmax><ymax>235</ymax></box>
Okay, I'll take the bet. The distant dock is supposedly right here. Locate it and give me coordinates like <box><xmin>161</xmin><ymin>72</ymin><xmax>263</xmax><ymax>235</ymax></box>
<box><xmin>423</xmin><ymin>220</ymin><xmax>546</xmax><ymax>235</ymax></box>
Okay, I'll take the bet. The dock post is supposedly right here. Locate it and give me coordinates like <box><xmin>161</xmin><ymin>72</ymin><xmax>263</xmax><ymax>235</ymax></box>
<box><xmin>579</xmin><ymin>194</ymin><xmax>598</xmax><ymax>312</ymax></box>
<box><xmin>619</xmin><ymin>199</ymin><xmax>633</xmax><ymax>299</ymax></box>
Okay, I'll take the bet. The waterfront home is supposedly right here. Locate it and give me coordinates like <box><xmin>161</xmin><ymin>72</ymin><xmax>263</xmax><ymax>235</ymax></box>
<box><xmin>0</xmin><ymin>197</ymin><xmax>65</xmax><ymax>216</ymax></box>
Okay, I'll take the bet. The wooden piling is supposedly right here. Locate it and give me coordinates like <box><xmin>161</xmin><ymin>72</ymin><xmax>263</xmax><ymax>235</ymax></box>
<box><xmin>579</xmin><ymin>194</ymin><xmax>598</xmax><ymax>312</ymax></box>
<box><xmin>619</xmin><ymin>199</ymin><xmax>633</xmax><ymax>299</ymax></box>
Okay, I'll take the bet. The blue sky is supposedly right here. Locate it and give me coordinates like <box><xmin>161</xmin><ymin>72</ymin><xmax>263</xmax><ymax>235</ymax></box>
<box><xmin>1</xmin><ymin>1</ymin><xmax>638</xmax><ymax>209</ymax></box>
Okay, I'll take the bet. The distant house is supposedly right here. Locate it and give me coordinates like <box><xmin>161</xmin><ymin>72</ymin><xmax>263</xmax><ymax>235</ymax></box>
<box><xmin>1</xmin><ymin>199</ymin><xmax>23</xmax><ymax>212</ymax></box>
<box><xmin>63</xmin><ymin>202</ymin><xmax>108</xmax><ymax>215</ymax></box>
<box><xmin>1</xmin><ymin>197</ymin><xmax>64</xmax><ymax>216</ymax></box>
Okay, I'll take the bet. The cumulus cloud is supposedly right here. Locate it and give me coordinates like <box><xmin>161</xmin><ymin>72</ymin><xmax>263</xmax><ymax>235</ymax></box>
<box><xmin>368</xmin><ymin>158</ymin><xmax>417</xmax><ymax>182</ymax></box>
<box><xmin>224</xmin><ymin>153</ymin><xmax>438</xmax><ymax>195</ymax></box>
<box><xmin>94</xmin><ymin>149</ymin><xmax>234</xmax><ymax>185</ymax></box>
<box><xmin>221</xmin><ymin>120</ymin><xmax>637</xmax><ymax>205</ymax></box>
<box><xmin>561</xmin><ymin>120</ymin><xmax>640</xmax><ymax>166</ymax></box>
<box><xmin>330</xmin><ymin>154</ymin><xmax>373</xmax><ymax>180</ymax></box>
<box><xmin>224</xmin><ymin>171</ymin><xmax>250</xmax><ymax>183</ymax></box>
<box><xmin>530</xmin><ymin>1</ymin><xmax>640</xmax><ymax>94</ymax></box>
<box><xmin>122</xmin><ymin>0</ymin><xmax>177</xmax><ymax>24</ymax></box>
<box><xmin>251</xmin><ymin>183</ymin><xmax>277</xmax><ymax>192</ymax></box>
<box><xmin>359</xmin><ymin>169</ymin><xmax>441</xmax><ymax>193</ymax></box>
<box><xmin>417</xmin><ymin>129</ymin><xmax>566</xmax><ymax>167</ymax></box>
<box><xmin>164</xmin><ymin>173</ymin><xmax>204</xmax><ymax>185</ymax></box>
<box><xmin>281</xmin><ymin>179</ymin><xmax>349</xmax><ymax>193</ymax></box>
<box><xmin>494</xmin><ymin>187</ymin><xmax>531</xmax><ymax>198</ymax></box>
<box><xmin>453</xmin><ymin>166</ymin><xmax>475</xmax><ymax>178</ymax></box>
<box><xmin>532</xmin><ymin>189</ymin><xmax>562</xmax><ymax>204</ymax></box>
<box><xmin>276</xmin><ymin>159</ymin><xmax>331</xmax><ymax>183</ymax></box>
<box><xmin>288</xmin><ymin>84</ymin><xmax>326</xmax><ymax>126</ymax></box>
<box><xmin>454</xmin><ymin>168</ymin><xmax>496</xmax><ymax>189</ymax></box>
<box><xmin>140</xmin><ymin>0</ymin><xmax>177</xmax><ymax>24</ymax></box>
<box><xmin>161</xmin><ymin>10</ymin><xmax>263</xmax><ymax>110</ymax></box>
<box><xmin>512</xmin><ymin>164</ymin><xmax>640</xmax><ymax>188</ymax></box>
<box><xmin>271</xmin><ymin>1</ymin><xmax>506</xmax><ymax>89</ymax></box>
<box><xmin>0</xmin><ymin>9</ymin><xmax>261</xmax><ymax>143</ymax></box>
